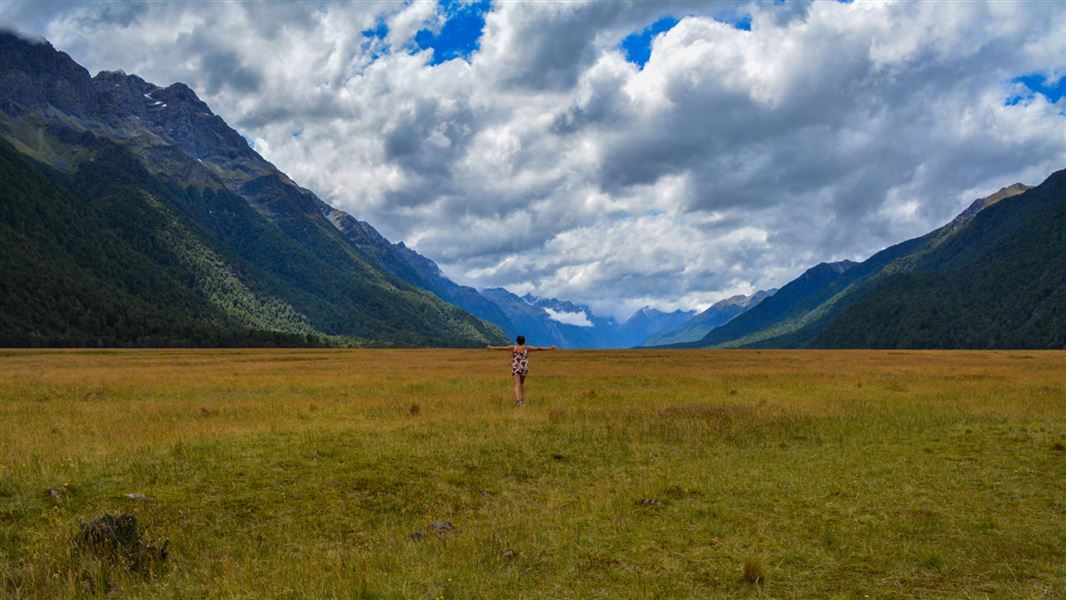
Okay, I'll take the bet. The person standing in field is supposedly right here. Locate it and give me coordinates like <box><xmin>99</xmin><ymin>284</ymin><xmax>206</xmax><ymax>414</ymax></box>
<box><xmin>486</xmin><ymin>335</ymin><xmax>556</xmax><ymax>407</ymax></box>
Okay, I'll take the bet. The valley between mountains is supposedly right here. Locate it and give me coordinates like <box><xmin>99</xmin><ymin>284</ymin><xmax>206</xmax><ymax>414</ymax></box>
<box><xmin>2</xmin><ymin>32</ymin><xmax>1063</xmax><ymax>349</ymax></box>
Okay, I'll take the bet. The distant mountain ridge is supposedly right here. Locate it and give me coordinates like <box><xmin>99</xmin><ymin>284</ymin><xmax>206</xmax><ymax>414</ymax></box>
<box><xmin>620</xmin><ymin>305</ymin><xmax>699</xmax><ymax>348</ymax></box>
<box><xmin>477</xmin><ymin>288</ymin><xmax>695</xmax><ymax>348</ymax></box>
<box><xmin>678</xmin><ymin>260</ymin><xmax>860</xmax><ymax>348</ymax></box>
<box><xmin>642</xmin><ymin>289</ymin><xmax>776</xmax><ymax>346</ymax></box>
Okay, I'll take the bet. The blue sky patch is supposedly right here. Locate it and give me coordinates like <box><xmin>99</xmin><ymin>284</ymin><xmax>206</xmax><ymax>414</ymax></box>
<box><xmin>361</xmin><ymin>18</ymin><xmax>390</xmax><ymax>62</ymax></box>
<box><xmin>1005</xmin><ymin>72</ymin><xmax>1065</xmax><ymax>108</ymax></box>
<box><xmin>362</xmin><ymin>20</ymin><xmax>388</xmax><ymax>41</ymax></box>
<box><xmin>621</xmin><ymin>16</ymin><xmax>680</xmax><ymax>68</ymax></box>
<box><xmin>415</xmin><ymin>0</ymin><xmax>490</xmax><ymax>66</ymax></box>
<box><xmin>712</xmin><ymin>8</ymin><xmax>752</xmax><ymax>31</ymax></box>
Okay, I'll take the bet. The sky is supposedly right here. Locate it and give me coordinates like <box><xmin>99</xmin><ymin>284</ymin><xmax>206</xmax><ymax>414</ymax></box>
<box><xmin>3</xmin><ymin>0</ymin><xmax>1065</xmax><ymax>319</ymax></box>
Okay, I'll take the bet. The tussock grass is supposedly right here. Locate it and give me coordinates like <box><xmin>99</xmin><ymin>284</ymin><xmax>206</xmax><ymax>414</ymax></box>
<box><xmin>1</xmin><ymin>349</ymin><xmax>1065</xmax><ymax>598</ymax></box>
<box><xmin>742</xmin><ymin>555</ymin><xmax>766</xmax><ymax>585</ymax></box>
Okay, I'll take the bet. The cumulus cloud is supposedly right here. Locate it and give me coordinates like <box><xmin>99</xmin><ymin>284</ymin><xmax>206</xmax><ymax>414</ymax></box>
<box><xmin>544</xmin><ymin>308</ymin><xmax>593</xmax><ymax>328</ymax></box>
<box><xmin>3</xmin><ymin>0</ymin><xmax>1064</xmax><ymax>318</ymax></box>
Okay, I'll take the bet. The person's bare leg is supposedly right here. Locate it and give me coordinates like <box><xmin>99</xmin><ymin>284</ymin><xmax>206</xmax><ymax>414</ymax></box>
<box><xmin>519</xmin><ymin>375</ymin><xmax>526</xmax><ymax>405</ymax></box>
<box><xmin>513</xmin><ymin>374</ymin><xmax>523</xmax><ymax>406</ymax></box>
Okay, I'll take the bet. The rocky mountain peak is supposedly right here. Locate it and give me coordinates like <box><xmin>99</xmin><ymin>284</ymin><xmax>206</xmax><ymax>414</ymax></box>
<box><xmin>954</xmin><ymin>182</ymin><xmax>1033</xmax><ymax>223</ymax></box>
<box><xmin>0</xmin><ymin>30</ymin><xmax>101</xmax><ymax>117</ymax></box>
<box><xmin>155</xmin><ymin>82</ymin><xmax>209</xmax><ymax>109</ymax></box>
<box><xmin>716</xmin><ymin>294</ymin><xmax>752</xmax><ymax>307</ymax></box>
<box><xmin>2</xmin><ymin>31</ymin><xmax>255</xmax><ymax>168</ymax></box>
<box><xmin>813</xmin><ymin>260</ymin><xmax>857</xmax><ymax>275</ymax></box>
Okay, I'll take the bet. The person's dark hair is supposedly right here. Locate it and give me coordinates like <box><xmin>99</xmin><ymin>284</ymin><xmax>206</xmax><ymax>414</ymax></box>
<box><xmin>516</xmin><ymin>335</ymin><xmax>526</xmax><ymax>345</ymax></box>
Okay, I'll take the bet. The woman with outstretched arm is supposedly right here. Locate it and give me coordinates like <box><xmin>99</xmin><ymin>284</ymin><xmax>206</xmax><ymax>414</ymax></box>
<box><xmin>486</xmin><ymin>335</ymin><xmax>557</xmax><ymax>406</ymax></box>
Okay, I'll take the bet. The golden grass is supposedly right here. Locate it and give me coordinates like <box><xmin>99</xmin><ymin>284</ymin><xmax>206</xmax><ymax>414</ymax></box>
<box><xmin>742</xmin><ymin>554</ymin><xmax>766</xmax><ymax>585</ymax></box>
<box><xmin>1</xmin><ymin>349</ymin><xmax>1065</xmax><ymax>598</ymax></box>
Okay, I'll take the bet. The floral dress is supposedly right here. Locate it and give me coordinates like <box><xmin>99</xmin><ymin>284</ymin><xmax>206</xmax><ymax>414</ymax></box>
<box><xmin>511</xmin><ymin>346</ymin><xmax>529</xmax><ymax>376</ymax></box>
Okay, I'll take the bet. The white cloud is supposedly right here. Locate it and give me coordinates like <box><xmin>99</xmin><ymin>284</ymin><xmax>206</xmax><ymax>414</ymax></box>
<box><xmin>543</xmin><ymin>308</ymin><xmax>593</xmax><ymax>328</ymax></box>
<box><xmin>386</xmin><ymin>0</ymin><xmax>437</xmax><ymax>49</ymax></box>
<box><xmin>4</xmin><ymin>0</ymin><xmax>1064</xmax><ymax>319</ymax></box>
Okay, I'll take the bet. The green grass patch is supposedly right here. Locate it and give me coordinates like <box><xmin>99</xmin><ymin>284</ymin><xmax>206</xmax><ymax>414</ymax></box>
<box><xmin>2</xmin><ymin>349</ymin><xmax>1064</xmax><ymax>598</ymax></box>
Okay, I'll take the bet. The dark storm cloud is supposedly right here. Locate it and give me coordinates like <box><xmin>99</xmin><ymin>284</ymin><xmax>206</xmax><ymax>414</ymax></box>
<box><xmin>477</xmin><ymin>1</ymin><xmax>712</xmax><ymax>91</ymax></box>
<box><xmin>173</xmin><ymin>28</ymin><xmax>263</xmax><ymax>95</ymax></box>
<box><xmin>2</xmin><ymin>0</ymin><xmax>138</xmax><ymax>33</ymax></box>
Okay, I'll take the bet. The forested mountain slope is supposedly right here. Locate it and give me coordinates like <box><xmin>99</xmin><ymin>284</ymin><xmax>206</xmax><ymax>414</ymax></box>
<box><xmin>813</xmin><ymin>171</ymin><xmax>1065</xmax><ymax>348</ymax></box>
<box><xmin>0</xmin><ymin>32</ymin><xmax>506</xmax><ymax>347</ymax></box>
<box><xmin>684</xmin><ymin>175</ymin><xmax>1062</xmax><ymax>349</ymax></box>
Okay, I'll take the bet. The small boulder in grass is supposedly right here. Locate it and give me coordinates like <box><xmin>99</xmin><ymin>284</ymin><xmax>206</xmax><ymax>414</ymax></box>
<box><xmin>500</xmin><ymin>548</ymin><xmax>516</xmax><ymax>560</ymax></box>
<box><xmin>74</xmin><ymin>513</ymin><xmax>168</xmax><ymax>573</ymax></box>
<box><xmin>636</xmin><ymin>497</ymin><xmax>662</xmax><ymax>507</ymax></box>
<box><xmin>411</xmin><ymin>520</ymin><xmax>457</xmax><ymax>540</ymax></box>
<box><xmin>426</xmin><ymin>520</ymin><xmax>456</xmax><ymax>534</ymax></box>
<box><xmin>124</xmin><ymin>493</ymin><xmax>150</xmax><ymax>501</ymax></box>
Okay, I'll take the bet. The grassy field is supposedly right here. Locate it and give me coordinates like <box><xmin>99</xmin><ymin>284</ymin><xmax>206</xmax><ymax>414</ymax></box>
<box><xmin>1</xmin><ymin>349</ymin><xmax>1064</xmax><ymax>599</ymax></box>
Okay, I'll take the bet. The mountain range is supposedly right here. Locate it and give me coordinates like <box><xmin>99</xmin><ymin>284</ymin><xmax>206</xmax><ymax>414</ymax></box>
<box><xmin>642</xmin><ymin>289</ymin><xmax>776</xmax><ymax>347</ymax></box>
<box><xmin>2</xmin><ymin>31</ymin><xmax>1063</xmax><ymax>349</ymax></box>
<box><xmin>480</xmin><ymin>288</ymin><xmax>698</xmax><ymax>349</ymax></box>
<box><xmin>671</xmin><ymin>177</ymin><xmax>1065</xmax><ymax>349</ymax></box>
